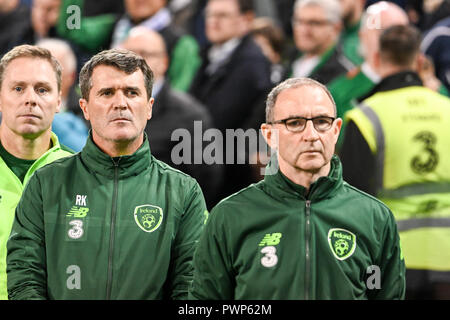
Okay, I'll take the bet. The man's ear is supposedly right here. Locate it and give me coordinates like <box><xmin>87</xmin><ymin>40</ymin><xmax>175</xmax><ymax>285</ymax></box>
<box><xmin>333</xmin><ymin>117</ymin><xmax>343</xmax><ymax>142</ymax></box>
<box><xmin>55</xmin><ymin>91</ymin><xmax>62</xmax><ymax>113</ymax></box>
<box><xmin>79</xmin><ymin>98</ymin><xmax>90</xmax><ymax>121</ymax></box>
<box><xmin>261</xmin><ymin>123</ymin><xmax>278</xmax><ymax>150</ymax></box>
<box><xmin>373</xmin><ymin>51</ymin><xmax>381</xmax><ymax>70</ymax></box>
<box><xmin>147</xmin><ymin>97</ymin><xmax>154</xmax><ymax>120</ymax></box>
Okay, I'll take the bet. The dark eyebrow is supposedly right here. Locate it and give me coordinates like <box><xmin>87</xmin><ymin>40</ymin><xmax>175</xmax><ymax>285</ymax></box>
<box><xmin>286</xmin><ymin>114</ymin><xmax>334</xmax><ymax>119</ymax></box>
<box><xmin>125</xmin><ymin>86</ymin><xmax>141</xmax><ymax>94</ymax></box>
<box><xmin>97</xmin><ymin>86</ymin><xmax>142</xmax><ymax>95</ymax></box>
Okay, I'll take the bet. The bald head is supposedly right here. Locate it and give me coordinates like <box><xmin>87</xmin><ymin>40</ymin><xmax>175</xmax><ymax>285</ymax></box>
<box><xmin>359</xmin><ymin>1</ymin><xmax>409</xmax><ymax>66</ymax></box>
<box><xmin>120</xmin><ymin>27</ymin><xmax>169</xmax><ymax>81</ymax></box>
<box><xmin>36</xmin><ymin>38</ymin><xmax>77</xmax><ymax>99</ymax></box>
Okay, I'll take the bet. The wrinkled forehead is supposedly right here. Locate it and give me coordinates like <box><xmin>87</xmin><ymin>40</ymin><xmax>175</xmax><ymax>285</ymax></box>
<box><xmin>89</xmin><ymin>65</ymin><xmax>145</xmax><ymax>89</ymax></box>
<box><xmin>274</xmin><ymin>85</ymin><xmax>336</xmax><ymax>118</ymax></box>
<box><xmin>2</xmin><ymin>57</ymin><xmax>58</xmax><ymax>85</ymax></box>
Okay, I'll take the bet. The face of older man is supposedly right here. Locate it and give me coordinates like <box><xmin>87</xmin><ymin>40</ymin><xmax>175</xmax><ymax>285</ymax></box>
<box><xmin>292</xmin><ymin>4</ymin><xmax>341</xmax><ymax>56</ymax></box>
<box><xmin>267</xmin><ymin>85</ymin><xmax>341</xmax><ymax>177</ymax></box>
<box><xmin>79</xmin><ymin>65</ymin><xmax>153</xmax><ymax>155</ymax></box>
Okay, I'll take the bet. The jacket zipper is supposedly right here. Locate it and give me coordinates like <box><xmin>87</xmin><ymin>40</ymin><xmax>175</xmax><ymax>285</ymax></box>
<box><xmin>305</xmin><ymin>200</ymin><xmax>311</xmax><ymax>300</ymax></box>
<box><xmin>106</xmin><ymin>158</ymin><xmax>120</xmax><ymax>299</ymax></box>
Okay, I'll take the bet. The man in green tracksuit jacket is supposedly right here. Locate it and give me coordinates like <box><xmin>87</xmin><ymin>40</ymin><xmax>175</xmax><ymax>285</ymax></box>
<box><xmin>189</xmin><ymin>77</ymin><xmax>405</xmax><ymax>300</ymax></box>
<box><xmin>7</xmin><ymin>49</ymin><xmax>206</xmax><ymax>299</ymax></box>
<box><xmin>0</xmin><ymin>45</ymin><xmax>73</xmax><ymax>300</ymax></box>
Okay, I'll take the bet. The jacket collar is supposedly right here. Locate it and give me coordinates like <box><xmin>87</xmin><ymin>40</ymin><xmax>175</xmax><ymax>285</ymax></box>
<box><xmin>80</xmin><ymin>132</ymin><xmax>151</xmax><ymax>179</ymax></box>
<box><xmin>262</xmin><ymin>154</ymin><xmax>343</xmax><ymax>201</ymax></box>
<box><xmin>359</xmin><ymin>71</ymin><xmax>422</xmax><ymax>101</ymax></box>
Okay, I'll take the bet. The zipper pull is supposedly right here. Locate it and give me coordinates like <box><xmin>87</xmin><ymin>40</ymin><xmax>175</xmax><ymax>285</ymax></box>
<box><xmin>305</xmin><ymin>200</ymin><xmax>311</xmax><ymax>215</ymax></box>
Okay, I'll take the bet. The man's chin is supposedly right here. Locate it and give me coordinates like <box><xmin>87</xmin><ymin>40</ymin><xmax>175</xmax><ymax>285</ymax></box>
<box><xmin>296</xmin><ymin>157</ymin><xmax>325</xmax><ymax>173</ymax></box>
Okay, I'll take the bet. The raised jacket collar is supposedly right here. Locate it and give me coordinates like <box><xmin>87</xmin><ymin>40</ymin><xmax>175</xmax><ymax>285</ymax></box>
<box><xmin>262</xmin><ymin>154</ymin><xmax>344</xmax><ymax>201</ymax></box>
<box><xmin>80</xmin><ymin>132</ymin><xmax>151</xmax><ymax>179</ymax></box>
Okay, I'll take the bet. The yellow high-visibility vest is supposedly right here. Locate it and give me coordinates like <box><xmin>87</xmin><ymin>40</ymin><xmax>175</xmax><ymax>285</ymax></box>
<box><xmin>345</xmin><ymin>86</ymin><xmax>450</xmax><ymax>271</ymax></box>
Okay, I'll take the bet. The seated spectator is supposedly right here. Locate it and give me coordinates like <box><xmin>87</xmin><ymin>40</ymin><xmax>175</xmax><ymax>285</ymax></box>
<box><xmin>57</xmin><ymin>0</ymin><xmax>201</xmax><ymax>92</ymax></box>
<box><xmin>251</xmin><ymin>17</ymin><xmax>287</xmax><ymax>85</ymax></box>
<box><xmin>188</xmin><ymin>0</ymin><xmax>272</xmax><ymax>204</ymax></box>
<box><xmin>288</xmin><ymin>0</ymin><xmax>354</xmax><ymax>85</ymax></box>
<box><xmin>36</xmin><ymin>38</ymin><xmax>88</xmax><ymax>152</ymax></box>
<box><xmin>120</xmin><ymin>27</ymin><xmax>222</xmax><ymax>209</ymax></box>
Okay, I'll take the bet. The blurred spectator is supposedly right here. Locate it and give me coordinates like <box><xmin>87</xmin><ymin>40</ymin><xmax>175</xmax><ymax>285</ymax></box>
<box><xmin>421</xmin><ymin>11</ymin><xmax>450</xmax><ymax>92</ymax></box>
<box><xmin>36</xmin><ymin>38</ymin><xmax>88</xmax><ymax>152</ymax></box>
<box><xmin>31</xmin><ymin>0</ymin><xmax>61</xmax><ymax>39</ymax></box>
<box><xmin>120</xmin><ymin>27</ymin><xmax>221</xmax><ymax>209</ymax></box>
<box><xmin>341</xmin><ymin>24</ymin><xmax>450</xmax><ymax>300</ymax></box>
<box><xmin>337</xmin><ymin>0</ymin><xmax>366</xmax><ymax>65</ymax></box>
<box><xmin>189</xmin><ymin>0</ymin><xmax>272</xmax><ymax>205</ymax></box>
<box><xmin>405</xmin><ymin>0</ymin><xmax>426</xmax><ymax>30</ymax></box>
<box><xmin>0</xmin><ymin>0</ymin><xmax>31</xmax><ymax>56</ymax></box>
<box><xmin>250</xmin><ymin>17</ymin><xmax>287</xmax><ymax>85</ymax></box>
<box><xmin>57</xmin><ymin>0</ymin><xmax>201</xmax><ymax>92</ymax></box>
<box><xmin>83</xmin><ymin>0</ymin><xmax>124</xmax><ymax>16</ymax></box>
<box><xmin>275</xmin><ymin>0</ymin><xmax>296</xmax><ymax>38</ymax></box>
<box><xmin>328</xmin><ymin>1</ymin><xmax>409</xmax><ymax>148</ymax></box>
<box><xmin>185</xmin><ymin>0</ymin><xmax>281</xmax><ymax>50</ymax></box>
<box><xmin>289</xmin><ymin>0</ymin><xmax>354</xmax><ymax>85</ymax></box>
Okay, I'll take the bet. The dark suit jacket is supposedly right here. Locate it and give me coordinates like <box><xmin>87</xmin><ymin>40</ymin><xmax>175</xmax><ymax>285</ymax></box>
<box><xmin>145</xmin><ymin>81</ymin><xmax>222</xmax><ymax>209</ymax></box>
<box><xmin>189</xmin><ymin>34</ymin><xmax>272</xmax><ymax>132</ymax></box>
<box><xmin>189</xmin><ymin>35</ymin><xmax>272</xmax><ymax>203</ymax></box>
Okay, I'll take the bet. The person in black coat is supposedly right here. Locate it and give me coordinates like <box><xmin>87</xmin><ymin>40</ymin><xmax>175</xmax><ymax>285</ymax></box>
<box><xmin>189</xmin><ymin>0</ymin><xmax>272</xmax><ymax>132</ymax></box>
<box><xmin>188</xmin><ymin>0</ymin><xmax>272</xmax><ymax>204</ymax></box>
<box><xmin>121</xmin><ymin>27</ymin><xmax>222</xmax><ymax>209</ymax></box>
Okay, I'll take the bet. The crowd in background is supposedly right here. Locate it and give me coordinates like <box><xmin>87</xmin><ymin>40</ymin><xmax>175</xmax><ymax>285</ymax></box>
<box><xmin>1</xmin><ymin>0</ymin><xmax>450</xmax><ymax>299</ymax></box>
<box><xmin>1</xmin><ymin>0</ymin><xmax>449</xmax><ymax>206</ymax></box>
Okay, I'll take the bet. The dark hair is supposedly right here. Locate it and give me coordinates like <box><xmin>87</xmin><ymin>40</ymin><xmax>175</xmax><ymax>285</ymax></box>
<box><xmin>0</xmin><ymin>44</ymin><xmax>62</xmax><ymax>91</ymax></box>
<box><xmin>237</xmin><ymin>0</ymin><xmax>254</xmax><ymax>13</ymax></box>
<box><xmin>251</xmin><ymin>17</ymin><xmax>285</xmax><ymax>56</ymax></box>
<box><xmin>379</xmin><ymin>25</ymin><xmax>422</xmax><ymax>67</ymax></box>
<box><xmin>79</xmin><ymin>48</ymin><xmax>154</xmax><ymax>101</ymax></box>
<box><xmin>208</xmin><ymin>0</ymin><xmax>254</xmax><ymax>13</ymax></box>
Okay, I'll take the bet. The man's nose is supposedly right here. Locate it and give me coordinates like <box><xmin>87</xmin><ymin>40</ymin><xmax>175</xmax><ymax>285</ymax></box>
<box><xmin>113</xmin><ymin>91</ymin><xmax>128</xmax><ymax>109</ymax></box>
<box><xmin>24</xmin><ymin>88</ymin><xmax>38</xmax><ymax>107</ymax></box>
<box><xmin>302</xmin><ymin>120</ymin><xmax>319</xmax><ymax>141</ymax></box>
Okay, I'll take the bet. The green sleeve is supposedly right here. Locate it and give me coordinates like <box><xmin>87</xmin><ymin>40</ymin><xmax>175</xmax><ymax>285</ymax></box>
<box><xmin>168</xmin><ymin>180</ymin><xmax>206</xmax><ymax>299</ymax></box>
<box><xmin>56</xmin><ymin>0</ymin><xmax>117</xmax><ymax>53</ymax></box>
<box><xmin>6</xmin><ymin>173</ymin><xmax>47</xmax><ymax>300</ymax></box>
<box><xmin>368</xmin><ymin>208</ymin><xmax>406</xmax><ymax>300</ymax></box>
<box><xmin>188</xmin><ymin>204</ymin><xmax>235</xmax><ymax>300</ymax></box>
<box><xmin>438</xmin><ymin>84</ymin><xmax>449</xmax><ymax>97</ymax></box>
<box><xmin>167</xmin><ymin>35</ymin><xmax>201</xmax><ymax>92</ymax></box>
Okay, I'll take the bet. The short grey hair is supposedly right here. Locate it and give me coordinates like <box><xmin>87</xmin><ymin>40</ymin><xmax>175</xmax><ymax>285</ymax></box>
<box><xmin>265</xmin><ymin>77</ymin><xmax>337</xmax><ymax>123</ymax></box>
<box><xmin>294</xmin><ymin>0</ymin><xmax>342</xmax><ymax>24</ymax></box>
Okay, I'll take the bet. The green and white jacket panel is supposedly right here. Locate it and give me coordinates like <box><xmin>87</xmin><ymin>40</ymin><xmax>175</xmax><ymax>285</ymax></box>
<box><xmin>0</xmin><ymin>133</ymin><xmax>73</xmax><ymax>300</ymax></box>
<box><xmin>345</xmin><ymin>86</ymin><xmax>450</xmax><ymax>272</ymax></box>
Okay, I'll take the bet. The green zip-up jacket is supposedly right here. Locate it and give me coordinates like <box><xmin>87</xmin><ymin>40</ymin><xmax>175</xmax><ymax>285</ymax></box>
<box><xmin>7</xmin><ymin>135</ymin><xmax>206</xmax><ymax>300</ymax></box>
<box><xmin>0</xmin><ymin>133</ymin><xmax>72</xmax><ymax>300</ymax></box>
<box><xmin>189</xmin><ymin>155</ymin><xmax>405</xmax><ymax>300</ymax></box>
